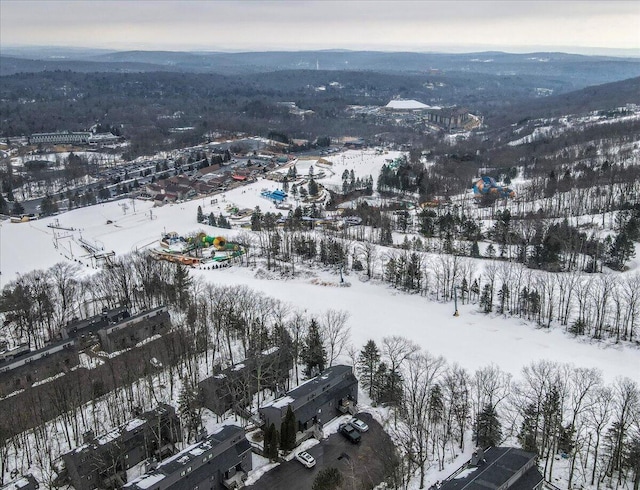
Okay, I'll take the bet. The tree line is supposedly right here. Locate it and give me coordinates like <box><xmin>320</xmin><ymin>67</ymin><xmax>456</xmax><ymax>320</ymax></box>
<box><xmin>356</xmin><ymin>336</ymin><xmax>639</xmax><ymax>490</ymax></box>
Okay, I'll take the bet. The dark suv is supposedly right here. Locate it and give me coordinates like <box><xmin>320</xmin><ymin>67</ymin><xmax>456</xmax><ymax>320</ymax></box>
<box><xmin>338</xmin><ymin>422</ymin><xmax>361</xmax><ymax>444</ymax></box>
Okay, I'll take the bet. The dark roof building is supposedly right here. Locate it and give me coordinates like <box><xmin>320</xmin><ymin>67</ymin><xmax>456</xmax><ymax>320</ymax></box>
<box><xmin>0</xmin><ymin>339</ymin><xmax>78</xmax><ymax>397</ymax></box>
<box><xmin>62</xmin><ymin>404</ymin><xmax>181</xmax><ymax>490</ymax></box>
<box><xmin>199</xmin><ymin>346</ymin><xmax>292</xmax><ymax>416</ymax></box>
<box><xmin>124</xmin><ymin>425</ymin><xmax>251</xmax><ymax>490</ymax></box>
<box><xmin>97</xmin><ymin>306</ymin><xmax>171</xmax><ymax>353</ymax></box>
<box><xmin>64</xmin><ymin>306</ymin><xmax>131</xmax><ymax>345</ymax></box>
<box><xmin>439</xmin><ymin>447</ymin><xmax>544</xmax><ymax>490</ymax></box>
<box><xmin>0</xmin><ymin>474</ymin><xmax>39</xmax><ymax>490</ymax></box>
<box><xmin>259</xmin><ymin>365</ymin><xmax>358</xmax><ymax>433</ymax></box>
<box><xmin>427</xmin><ymin>107</ymin><xmax>471</xmax><ymax>132</ymax></box>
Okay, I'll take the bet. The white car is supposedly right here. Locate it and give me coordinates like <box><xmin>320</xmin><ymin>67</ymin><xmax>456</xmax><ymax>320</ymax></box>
<box><xmin>350</xmin><ymin>417</ymin><xmax>369</xmax><ymax>433</ymax></box>
<box><xmin>295</xmin><ymin>450</ymin><xmax>316</xmax><ymax>468</ymax></box>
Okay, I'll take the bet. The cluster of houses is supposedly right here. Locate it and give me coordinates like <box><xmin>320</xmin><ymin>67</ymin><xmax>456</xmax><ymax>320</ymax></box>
<box><xmin>54</xmin><ymin>363</ymin><xmax>358</xmax><ymax>489</ymax></box>
<box><xmin>51</xmin><ymin>359</ymin><xmax>545</xmax><ymax>490</ymax></box>
<box><xmin>142</xmin><ymin>163</ymin><xmax>276</xmax><ymax>206</ymax></box>
<box><xmin>0</xmin><ymin>306</ymin><xmax>171</xmax><ymax>397</ymax></box>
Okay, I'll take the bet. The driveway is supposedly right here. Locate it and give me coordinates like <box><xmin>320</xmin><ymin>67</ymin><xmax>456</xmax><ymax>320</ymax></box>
<box><xmin>247</xmin><ymin>412</ymin><xmax>396</xmax><ymax>490</ymax></box>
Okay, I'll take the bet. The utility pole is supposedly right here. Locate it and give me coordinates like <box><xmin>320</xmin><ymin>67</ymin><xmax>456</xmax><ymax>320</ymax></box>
<box><xmin>453</xmin><ymin>286</ymin><xmax>460</xmax><ymax>317</ymax></box>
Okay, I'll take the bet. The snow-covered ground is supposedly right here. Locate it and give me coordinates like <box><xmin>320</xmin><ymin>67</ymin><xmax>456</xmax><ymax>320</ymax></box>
<box><xmin>1</xmin><ymin>146</ymin><xmax>639</xmax><ymax>488</ymax></box>
<box><xmin>1</xmin><ymin>184</ymin><xmax>638</xmax><ymax>384</ymax></box>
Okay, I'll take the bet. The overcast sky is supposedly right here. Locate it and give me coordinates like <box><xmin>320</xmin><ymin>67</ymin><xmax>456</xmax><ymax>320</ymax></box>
<box><xmin>1</xmin><ymin>0</ymin><xmax>639</xmax><ymax>54</ymax></box>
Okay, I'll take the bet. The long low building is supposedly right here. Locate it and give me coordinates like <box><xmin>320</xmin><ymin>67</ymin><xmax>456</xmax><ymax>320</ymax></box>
<box><xmin>29</xmin><ymin>131</ymin><xmax>91</xmax><ymax>145</ymax></box>
<box><xmin>124</xmin><ymin>425</ymin><xmax>251</xmax><ymax>490</ymax></box>
<box><xmin>0</xmin><ymin>339</ymin><xmax>78</xmax><ymax>397</ymax></box>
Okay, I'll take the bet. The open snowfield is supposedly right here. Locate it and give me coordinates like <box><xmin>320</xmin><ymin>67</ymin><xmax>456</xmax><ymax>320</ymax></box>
<box><xmin>1</xmin><ymin>183</ymin><xmax>639</xmax><ymax>386</ymax></box>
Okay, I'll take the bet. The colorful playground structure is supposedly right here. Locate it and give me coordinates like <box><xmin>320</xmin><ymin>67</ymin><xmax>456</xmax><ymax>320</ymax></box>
<box><xmin>472</xmin><ymin>176</ymin><xmax>515</xmax><ymax>199</ymax></box>
<box><xmin>152</xmin><ymin>232</ymin><xmax>245</xmax><ymax>267</ymax></box>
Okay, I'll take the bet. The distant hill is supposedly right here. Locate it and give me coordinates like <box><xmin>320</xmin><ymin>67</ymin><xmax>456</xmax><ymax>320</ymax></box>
<box><xmin>488</xmin><ymin>76</ymin><xmax>640</xmax><ymax>126</ymax></box>
<box><xmin>2</xmin><ymin>50</ymin><xmax>639</xmax><ymax>92</ymax></box>
<box><xmin>0</xmin><ymin>56</ymin><xmax>182</xmax><ymax>76</ymax></box>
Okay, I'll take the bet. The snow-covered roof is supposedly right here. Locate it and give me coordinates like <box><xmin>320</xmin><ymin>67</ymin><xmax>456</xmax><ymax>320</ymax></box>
<box><xmin>385</xmin><ymin>99</ymin><xmax>430</xmax><ymax>110</ymax></box>
<box><xmin>261</xmin><ymin>395</ymin><xmax>295</xmax><ymax>409</ymax></box>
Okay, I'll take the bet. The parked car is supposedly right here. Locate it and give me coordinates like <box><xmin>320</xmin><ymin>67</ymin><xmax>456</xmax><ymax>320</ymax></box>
<box><xmin>350</xmin><ymin>417</ymin><xmax>369</xmax><ymax>433</ymax></box>
<box><xmin>295</xmin><ymin>450</ymin><xmax>316</xmax><ymax>468</ymax></box>
<box><xmin>338</xmin><ymin>423</ymin><xmax>361</xmax><ymax>444</ymax></box>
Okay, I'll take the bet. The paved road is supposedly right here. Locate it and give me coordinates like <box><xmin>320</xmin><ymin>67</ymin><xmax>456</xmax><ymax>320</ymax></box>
<box><xmin>247</xmin><ymin>413</ymin><xmax>394</xmax><ymax>490</ymax></box>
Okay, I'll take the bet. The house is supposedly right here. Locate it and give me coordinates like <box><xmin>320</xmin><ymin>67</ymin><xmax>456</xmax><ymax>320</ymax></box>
<box><xmin>0</xmin><ymin>339</ymin><xmax>79</xmax><ymax>397</ymax></box>
<box><xmin>199</xmin><ymin>346</ymin><xmax>293</xmax><ymax>416</ymax></box>
<box><xmin>97</xmin><ymin>306</ymin><xmax>171</xmax><ymax>353</ymax></box>
<box><xmin>439</xmin><ymin>447</ymin><xmax>544</xmax><ymax>490</ymax></box>
<box><xmin>124</xmin><ymin>425</ymin><xmax>251</xmax><ymax>490</ymax></box>
<box><xmin>0</xmin><ymin>474</ymin><xmax>39</xmax><ymax>490</ymax></box>
<box><xmin>62</xmin><ymin>404</ymin><xmax>181</xmax><ymax>490</ymax></box>
<box><xmin>259</xmin><ymin>365</ymin><xmax>358</xmax><ymax>433</ymax></box>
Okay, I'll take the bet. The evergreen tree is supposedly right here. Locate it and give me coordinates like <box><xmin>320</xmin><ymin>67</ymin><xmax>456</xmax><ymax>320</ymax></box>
<box><xmin>474</xmin><ymin>404</ymin><xmax>502</xmax><ymax>448</ymax></box>
<box><xmin>606</xmin><ymin>231</ymin><xmax>635</xmax><ymax>271</ymax></box>
<box><xmin>218</xmin><ymin>213</ymin><xmax>231</xmax><ymax>228</ymax></box>
<box><xmin>485</xmin><ymin>243</ymin><xmax>496</xmax><ymax>259</ymax></box>
<box><xmin>480</xmin><ymin>284</ymin><xmax>493</xmax><ymax>313</ymax></box>
<box><xmin>519</xmin><ymin>403</ymin><xmax>539</xmax><ymax>454</ymax></box>
<box><xmin>308</xmin><ymin>178</ymin><xmax>319</xmax><ymax>196</ymax></box>
<box><xmin>357</xmin><ymin>340</ymin><xmax>381</xmax><ymax>397</ymax></box>
<box><xmin>197</xmin><ymin>205</ymin><xmax>204</xmax><ymax>223</ymax></box>
<box><xmin>178</xmin><ymin>380</ymin><xmax>202</xmax><ymax>443</ymax></box>
<box><xmin>280</xmin><ymin>405</ymin><xmax>297</xmax><ymax>451</ymax></box>
<box><xmin>251</xmin><ymin>206</ymin><xmax>263</xmax><ymax>231</ymax></box>
<box><xmin>471</xmin><ymin>241</ymin><xmax>481</xmax><ymax>258</ymax></box>
<box><xmin>264</xmin><ymin>423</ymin><xmax>279</xmax><ymax>461</ymax></box>
<box><xmin>208</xmin><ymin>212</ymin><xmax>217</xmax><ymax>227</ymax></box>
<box><xmin>174</xmin><ymin>264</ymin><xmax>192</xmax><ymax>310</ymax></box>
<box><xmin>557</xmin><ymin>424</ymin><xmax>575</xmax><ymax>455</ymax></box>
<box><xmin>301</xmin><ymin>318</ymin><xmax>327</xmax><ymax>377</ymax></box>
<box><xmin>497</xmin><ymin>283</ymin><xmax>510</xmax><ymax>314</ymax></box>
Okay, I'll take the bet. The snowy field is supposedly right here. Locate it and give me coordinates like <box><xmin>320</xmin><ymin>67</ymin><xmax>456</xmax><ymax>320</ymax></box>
<box><xmin>1</xmin><ymin>178</ymin><xmax>639</xmax><ymax>386</ymax></box>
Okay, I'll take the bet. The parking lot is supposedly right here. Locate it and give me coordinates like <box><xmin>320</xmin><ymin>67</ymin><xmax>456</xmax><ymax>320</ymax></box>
<box><xmin>247</xmin><ymin>412</ymin><xmax>396</xmax><ymax>490</ymax></box>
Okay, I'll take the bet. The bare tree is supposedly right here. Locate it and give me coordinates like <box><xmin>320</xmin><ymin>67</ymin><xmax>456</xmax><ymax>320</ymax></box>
<box><xmin>399</xmin><ymin>351</ymin><xmax>446</xmax><ymax>489</ymax></box>
<box><xmin>321</xmin><ymin>309</ymin><xmax>351</xmax><ymax>366</ymax></box>
<box><xmin>566</xmin><ymin>367</ymin><xmax>602</xmax><ymax>488</ymax></box>
<box><xmin>356</xmin><ymin>241</ymin><xmax>379</xmax><ymax>279</ymax></box>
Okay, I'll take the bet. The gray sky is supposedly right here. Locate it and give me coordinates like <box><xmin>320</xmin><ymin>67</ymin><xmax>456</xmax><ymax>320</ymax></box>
<box><xmin>1</xmin><ymin>0</ymin><xmax>639</xmax><ymax>54</ymax></box>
